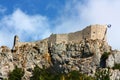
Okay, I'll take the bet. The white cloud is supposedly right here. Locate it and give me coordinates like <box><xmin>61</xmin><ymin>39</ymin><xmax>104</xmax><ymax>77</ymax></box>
<box><xmin>0</xmin><ymin>9</ymin><xmax>51</xmax><ymax>48</ymax></box>
<box><xmin>53</xmin><ymin>0</ymin><xmax>92</xmax><ymax>33</ymax></box>
<box><xmin>53</xmin><ymin>0</ymin><xmax>120</xmax><ymax>50</ymax></box>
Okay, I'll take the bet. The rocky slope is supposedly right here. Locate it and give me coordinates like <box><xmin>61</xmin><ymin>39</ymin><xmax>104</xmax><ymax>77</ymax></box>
<box><xmin>0</xmin><ymin>39</ymin><xmax>120</xmax><ymax>80</ymax></box>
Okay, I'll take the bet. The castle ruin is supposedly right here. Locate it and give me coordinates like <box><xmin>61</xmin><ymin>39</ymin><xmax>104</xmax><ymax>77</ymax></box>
<box><xmin>12</xmin><ymin>24</ymin><xmax>107</xmax><ymax>50</ymax></box>
<box><xmin>48</xmin><ymin>24</ymin><xmax>107</xmax><ymax>44</ymax></box>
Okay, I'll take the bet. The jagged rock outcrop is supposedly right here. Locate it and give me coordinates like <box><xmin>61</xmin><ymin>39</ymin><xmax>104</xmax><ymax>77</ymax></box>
<box><xmin>49</xmin><ymin>39</ymin><xmax>111</xmax><ymax>75</ymax></box>
<box><xmin>106</xmin><ymin>50</ymin><xmax>120</xmax><ymax>68</ymax></box>
<box><xmin>110</xmin><ymin>69</ymin><xmax>120</xmax><ymax>80</ymax></box>
<box><xmin>0</xmin><ymin>46</ymin><xmax>14</xmax><ymax>79</ymax></box>
<box><xmin>106</xmin><ymin>54</ymin><xmax>114</xmax><ymax>68</ymax></box>
<box><xmin>0</xmin><ymin>39</ymin><xmax>114</xmax><ymax>79</ymax></box>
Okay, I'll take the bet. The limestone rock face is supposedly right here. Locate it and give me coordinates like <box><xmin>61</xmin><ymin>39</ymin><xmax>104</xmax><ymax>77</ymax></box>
<box><xmin>106</xmin><ymin>54</ymin><xmax>114</xmax><ymax>68</ymax></box>
<box><xmin>110</xmin><ymin>69</ymin><xmax>120</xmax><ymax>80</ymax></box>
<box><xmin>0</xmin><ymin>46</ymin><xmax>14</xmax><ymax>79</ymax></box>
<box><xmin>12</xmin><ymin>41</ymin><xmax>51</xmax><ymax>80</ymax></box>
<box><xmin>0</xmin><ymin>38</ymin><xmax>120</xmax><ymax>80</ymax></box>
<box><xmin>113</xmin><ymin>50</ymin><xmax>120</xmax><ymax>64</ymax></box>
<box><xmin>106</xmin><ymin>50</ymin><xmax>120</xmax><ymax>68</ymax></box>
<box><xmin>49</xmin><ymin>39</ymin><xmax>111</xmax><ymax>75</ymax></box>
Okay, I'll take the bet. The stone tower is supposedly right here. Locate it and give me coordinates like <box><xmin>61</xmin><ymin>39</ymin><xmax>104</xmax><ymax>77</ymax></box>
<box><xmin>12</xmin><ymin>35</ymin><xmax>19</xmax><ymax>50</ymax></box>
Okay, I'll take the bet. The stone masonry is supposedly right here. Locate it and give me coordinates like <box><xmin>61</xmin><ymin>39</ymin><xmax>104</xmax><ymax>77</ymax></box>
<box><xmin>48</xmin><ymin>24</ymin><xmax>107</xmax><ymax>45</ymax></box>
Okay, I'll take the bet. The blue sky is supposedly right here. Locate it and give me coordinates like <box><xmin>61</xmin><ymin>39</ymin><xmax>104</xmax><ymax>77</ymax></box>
<box><xmin>0</xmin><ymin>0</ymin><xmax>65</xmax><ymax>19</ymax></box>
<box><xmin>0</xmin><ymin>0</ymin><xmax>120</xmax><ymax>50</ymax></box>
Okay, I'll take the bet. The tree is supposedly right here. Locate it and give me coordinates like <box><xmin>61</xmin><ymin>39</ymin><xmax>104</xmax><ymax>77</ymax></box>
<box><xmin>8</xmin><ymin>66</ymin><xmax>24</xmax><ymax>80</ymax></box>
<box><xmin>30</xmin><ymin>65</ymin><xmax>58</xmax><ymax>80</ymax></box>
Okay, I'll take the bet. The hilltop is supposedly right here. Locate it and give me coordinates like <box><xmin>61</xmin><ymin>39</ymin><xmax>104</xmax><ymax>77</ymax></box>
<box><xmin>0</xmin><ymin>24</ymin><xmax>120</xmax><ymax>80</ymax></box>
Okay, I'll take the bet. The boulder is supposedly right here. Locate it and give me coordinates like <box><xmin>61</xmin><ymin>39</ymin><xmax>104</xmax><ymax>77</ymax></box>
<box><xmin>106</xmin><ymin>54</ymin><xmax>114</xmax><ymax>68</ymax></box>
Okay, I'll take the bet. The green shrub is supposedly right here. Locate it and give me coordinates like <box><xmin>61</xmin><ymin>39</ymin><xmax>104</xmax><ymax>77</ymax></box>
<box><xmin>65</xmin><ymin>71</ymin><xmax>80</xmax><ymax>80</ymax></box>
<box><xmin>95</xmin><ymin>68</ymin><xmax>110</xmax><ymax>80</ymax></box>
<box><xmin>30</xmin><ymin>65</ymin><xmax>60</xmax><ymax>80</ymax></box>
<box><xmin>113</xmin><ymin>64</ymin><xmax>120</xmax><ymax>70</ymax></box>
<box><xmin>30</xmin><ymin>65</ymin><xmax>41</xmax><ymax>80</ymax></box>
<box><xmin>65</xmin><ymin>71</ymin><xmax>95</xmax><ymax>80</ymax></box>
<box><xmin>8</xmin><ymin>66</ymin><xmax>24</xmax><ymax>80</ymax></box>
<box><xmin>31</xmin><ymin>66</ymin><xmax>95</xmax><ymax>80</ymax></box>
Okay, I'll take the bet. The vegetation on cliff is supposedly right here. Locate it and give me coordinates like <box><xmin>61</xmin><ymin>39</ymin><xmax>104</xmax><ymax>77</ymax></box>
<box><xmin>8</xmin><ymin>66</ymin><xmax>24</xmax><ymax>80</ymax></box>
<box><xmin>8</xmin><ymin>65</ymin><xmax>112</xmax><ymax>80</ymax></box>
<box><xmin>6</xmin><ymin>65</ymin><xmax>112</xmax><ymax>80</ymax></box>
<box><xmin>30</xmin><ymin>66</ymin><xmax>95</xmax><ymax>80</ymax></box>
<box><xmin>113</xmin><ymin>64</ymin><xmax>120</xmax><ymax>70</ymax></box>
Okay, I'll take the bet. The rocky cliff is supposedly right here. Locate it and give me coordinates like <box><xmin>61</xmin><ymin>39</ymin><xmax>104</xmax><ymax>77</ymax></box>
<box><xmin>0</xmin><ymin>25</ymin><xmax>120</xmax><ymax>80</ymax></box>
<box><xmin>0</xmin><ymin>39</ymin><xmax>120</xmax><ymax>80</ymax></box>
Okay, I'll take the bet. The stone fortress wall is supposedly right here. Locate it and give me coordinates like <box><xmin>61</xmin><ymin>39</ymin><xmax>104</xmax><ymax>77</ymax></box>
<box><xmin>48</xmin><ymin>24</ymin><xmax>107</xmax><ymax>45</ymax></box>
<box><xmin>90</xmin><ymin>25</ymin><xmax>107</xmax><ymax>40</ymax></box>
<box><xmin>68</xmin><ymin>30</ymin><xmax>83</xmax><ymax>43</ymax></box>
<box><xmin>48</xmin><ymin>34</ymin><xmax>68</xmax><ymax>45</ymax></box>
<box><xmin>12</xmin><ymin>24</ymin><xmax>107</xmax><ymax>50</ymax></box>
<box><xmin>12</xmin><ymin>35</ymin><xmax>48</xmax><ymax>52</ymax></box>
<box><xmin>82</xmin><ymin>26</ymin><xmax>91</xmax><ymax>40</ymax></box>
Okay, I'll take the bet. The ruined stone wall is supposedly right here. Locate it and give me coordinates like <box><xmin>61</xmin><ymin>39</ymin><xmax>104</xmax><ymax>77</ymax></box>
<box><xmin>18</xmin><ymin>39</ymin><xmax>48</xmax><ymax>48</ymax></box>
<box><xmin>82</xmin><ymin>26</ymin><xmax>91</xmax><ymax>40</ymax></box>
<box><xmin>12</xmin><ymin>36</ymin><xmax>48</xmax><ymax>54</ymax></box>
<box><xmin>90</xmin><ymin>24</ymin><xmax>107</xmax><ymax>40</ymax></box>
<box><xmin>68</xmin><ymin>31</ymin><xmax>82</xmax><ymax>43</ymax></box>
<box><xmin>59</xmin><ymin>24</ymin><xmax>107</xmax><ymax>43</ymax></box>
<box><xmin>82</xmin><ymin>24</ymin><xmax>107</xmax><ymax>40</ymax></box>
<box><xmin>48</xmin><ymin>24</ymin><xmax>107</xmax><ymax>45</ymax></box>
<box><xmin>56</xmin><ymin>34</ymin><xmax>68</xmax><ymax>44</ymax></box>
<box><xmin>48</xmin><ymin>34</ymin><xmax>68</xmax><ymax>45</ymax></box>
<box><xmin>12</xmin><ymin>24</ymin><xmax>107</xmax><ymax>50</ymax></box>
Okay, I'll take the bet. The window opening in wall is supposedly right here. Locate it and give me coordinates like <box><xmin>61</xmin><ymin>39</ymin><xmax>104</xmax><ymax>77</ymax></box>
<box><xmin>93</xmin><ymin>32</ymin><xmax>95</xmax><ymax>34</ymax></box>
